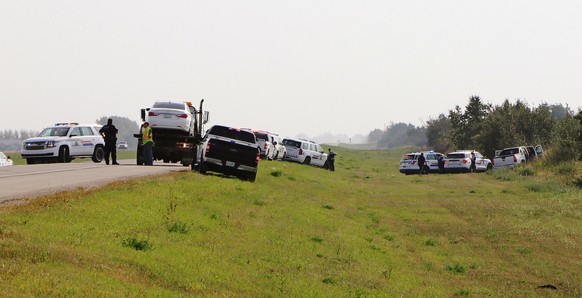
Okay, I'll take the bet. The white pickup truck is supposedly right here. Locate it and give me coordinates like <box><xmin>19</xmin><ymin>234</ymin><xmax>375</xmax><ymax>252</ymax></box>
<box><xmin>493</xmin><ymin>146</ymin><xmax>543</xmax><ymax>169</ymax></box>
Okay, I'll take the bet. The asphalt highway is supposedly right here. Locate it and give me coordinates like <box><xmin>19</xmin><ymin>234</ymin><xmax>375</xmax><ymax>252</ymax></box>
<box><xmin>0</xmin><ymin>160</ymin><xmax>189</xmax><ymax>206</ymax></box>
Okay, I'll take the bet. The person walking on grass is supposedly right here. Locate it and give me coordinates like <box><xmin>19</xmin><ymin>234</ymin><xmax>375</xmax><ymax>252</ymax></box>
<box><xmin>327</xmin><ymin>148</ymin><xmax>337</xmax><ymax>171</ymax></box>
<box><xmin>99</xmin><ymin>118</ymin><xmax>119</xmax><ymax>165</ymax></box>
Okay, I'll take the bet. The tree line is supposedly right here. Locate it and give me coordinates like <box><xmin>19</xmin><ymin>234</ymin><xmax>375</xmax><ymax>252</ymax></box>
<box><xmin>370</xmin><ymin>96</ymin><xmax>582</xmax><ymax>162</ymax></box>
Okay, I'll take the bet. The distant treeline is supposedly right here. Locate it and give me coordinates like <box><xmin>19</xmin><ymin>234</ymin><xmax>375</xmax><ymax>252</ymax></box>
<box><xmin>370</xmin><ymin>96</ymin><xmax>582</xmax><ymax>162</ymax></box>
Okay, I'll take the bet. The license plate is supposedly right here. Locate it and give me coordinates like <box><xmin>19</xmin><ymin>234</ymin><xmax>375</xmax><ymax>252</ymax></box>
<box><xmin>163</xmin><ymin>114</ymin><xmax>171</xmax><ymax>118</ymax></box>
<box><xmin>226</xmin><ymin>161</ymin><xmax>235</xmax><ymax>167</ymax></box>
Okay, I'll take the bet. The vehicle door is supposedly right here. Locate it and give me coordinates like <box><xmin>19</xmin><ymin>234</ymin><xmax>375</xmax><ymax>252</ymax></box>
<box><xmin>535</xmin><ymin>145</ymin><xmax>544</xmax><ymax>158</ymax></box>
<box><xmin>310</xmin><ymin>144</ymin><xmax>327</xmax><ymax>167</ymax></box>
<box><xmin>474</xmin><ymin>152</ymin><xmax>487</xmax><ymax>171</ymax></box>
<box><xmin>67</xmin><ymin>127</ymin><xmax>87</xmax><ymax>155</ymax></box>
<box><xmin>425</xmin><ymin>153</ymin><xmax>437</xmax><ymax>171</ymax></box>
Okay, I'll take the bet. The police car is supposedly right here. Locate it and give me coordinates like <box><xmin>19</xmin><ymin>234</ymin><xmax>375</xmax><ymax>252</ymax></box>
<box><xmin>399</xmin><ymin>151</ymin><xmax>445</xmax><ymax>174</ymax></box>
<box><xmin>444</xmin><ymin>150</ymin><xmax>492</xmax><ymax>173</ymax></box>
<box><xmin>21</xmin><ymin>123</ymin><xmax>105</xmax><ymax>164</ymax></box>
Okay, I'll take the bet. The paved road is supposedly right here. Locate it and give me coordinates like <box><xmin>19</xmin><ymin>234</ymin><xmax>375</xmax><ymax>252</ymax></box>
<box><xmin>0</xmin><ymin>160</ymin><xmax>189</xmax><ymax>205</ymax></box>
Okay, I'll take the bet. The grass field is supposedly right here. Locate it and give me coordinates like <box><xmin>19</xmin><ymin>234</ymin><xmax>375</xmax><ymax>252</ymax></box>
<box><xmin>1</xmin><ymin>148</ymin><xmax>581</xmax><ymax>296</ymax></box>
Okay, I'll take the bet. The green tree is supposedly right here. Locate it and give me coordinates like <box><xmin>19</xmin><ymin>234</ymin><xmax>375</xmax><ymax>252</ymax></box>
<box><xmin>448</xmin><ymin>96</ymin><xmax>490</xmax><ymax>150</ymax></box>
<box><xmin>425</xmin><ymin>114</ymin><xmax>452</xmax><ymax>153</ymax></box>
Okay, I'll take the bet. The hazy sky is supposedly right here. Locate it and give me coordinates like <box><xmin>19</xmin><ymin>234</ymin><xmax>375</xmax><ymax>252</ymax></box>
<box><xmin>1</xmin><ymin>1</ymin><xmax>581</xmax><ymax>140</ymax></box>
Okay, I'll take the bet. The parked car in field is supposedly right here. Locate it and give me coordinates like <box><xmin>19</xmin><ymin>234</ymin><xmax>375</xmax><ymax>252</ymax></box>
<box><xmin>0</xmin><ymin>152</ymin><xmax>13</xmax><ymax>167</ymax></box>
<box><xmin>195</xmin><ymin>125</ymin><xmax>260</xmax><ymax>182</ymax></box>
<box><xmin>282</xmin><ymin>138</ymin><xmax>327</xmax><ymax>167</ymax></box>
<box><xmin>399</xmin><ymin>151</ymin><xmax>445</xmax><ymax>174</ymax></box>
<box><xmin>445</xmin><ymin>150</ymin><xmax>491</xmax><ymax>173</ymax></box>
<box><xmin>493</xmin><ymin>147</ymin><xmax>528</xmax><ymax>169</ymax></box>
<box><xmin>253</xmin><ymin>131</ymin><xmax>276</xmax><ymax>160</ymax></box>
<box><xmin>20</xmin><ymin>123</ymin><xmax>105</xmax><ymax>164</ymax></box>
<box><xmin>271</xmin><ymin>135</ymin><xmax>286</xmax><ymax>160</ymax></box>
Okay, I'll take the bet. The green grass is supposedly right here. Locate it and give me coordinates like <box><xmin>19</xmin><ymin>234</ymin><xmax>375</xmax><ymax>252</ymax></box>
<box><xmin>1</xmin><ymin>148</ymin><xmax>581</xmax><ymax>296</ymax></box>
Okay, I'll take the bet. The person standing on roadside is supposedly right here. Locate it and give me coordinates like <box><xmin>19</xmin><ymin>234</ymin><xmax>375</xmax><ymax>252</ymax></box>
<box><xmin>99</xmin><ymin>118</ymin><xmax>119</xmax><ymax>165</ymax></box>
<box><xmin>470</xmin><ymin>151</ymin><xmax>477</xmax><ymax>173</ymax></box>
<box><xmin>327</xmin><ymin>148</ymin><xmax>337</xmax><ymax>171</ymax></box>
<box><xmin>142</xmin><ymin>122</ymin><xmax>154</xmax><ymax>165</ymax></box>
<box><xmin>417</xmin><ymin>152</ymin><xmax>426</xmax><ymax>174</ymax></box>
<box><xmin>438</xmin><ymin>155</ymin><xmax>446</xmax><ymax>174</ymax></box>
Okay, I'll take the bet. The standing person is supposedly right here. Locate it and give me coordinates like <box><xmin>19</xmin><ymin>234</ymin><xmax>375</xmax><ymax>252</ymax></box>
<box><xmin>327</xmin><ymin>148</ymin><xmax>337</xmax><ymax>171</ymax></box>
<box><xmin>438</xmin><ymin>155</ymin><xmax>445</xmax><ymax>174</ymax></box>
<box><xmin>142</xmin><ymin>122</ymin><xmax>154</xmax><ymax>165</ymax></box>
<box><xmin>99</xmin><ymin>118</ymin><xmax>119</xmax><ymax>165</ymax></box>
<box><xmin>470</xmin><ymin>151</ymin><xmax>477</xmax><ymax>173</ymax></box>
<box><xmin>417</xmin><ymin>152</ymin><xmax>426</xmax><ymax>174</ymax></box>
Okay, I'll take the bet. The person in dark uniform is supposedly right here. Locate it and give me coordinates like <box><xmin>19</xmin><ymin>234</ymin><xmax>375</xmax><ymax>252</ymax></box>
<box><xmin>438</xmin><ymin>155</ymin><xmax>446</xmax><ymax>174</ymax></box>
<box><xmin>470</xmin><ymin>151</ymin><xmax>477</xmax><ymax>173</ymax></box>
<box><xmin>99</xmin><ymin>118</ymin><xmax>119</xmax><ymax>165</ymax></box>
<box><xmin>327</xmin><ymin>148</ymin><xmax>337</xmax><ymax>171</ymax></box>
<box><xmin>417</xmin><ymin>152</ymin><xmax>426</xmax><ymax>174</ymax></box>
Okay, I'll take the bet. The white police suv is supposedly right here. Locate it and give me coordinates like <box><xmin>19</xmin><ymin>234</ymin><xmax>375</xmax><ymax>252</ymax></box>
<box><xmin>21</xmin><ymin>123</ymin><xmax>105</xmax><ymax>164</ymax></box>
<box><xmin>399</xmin><ymin>151</ymin><xmax>445</xmax><ymax>174</ymax></box>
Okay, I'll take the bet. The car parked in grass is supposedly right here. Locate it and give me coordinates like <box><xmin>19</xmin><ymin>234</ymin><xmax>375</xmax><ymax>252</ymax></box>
<box><xmin>399</xmin><ymin>151</ymin><xmax>445</xmax><ymax>174</ymax></box>
<box><xmin>253</xmin><ymin>131</ymin><xmax>276</xmax><ymax>160</ymax></box>
<box><xmin>282</xmin><ymin>138</ymin><xmax>327</xmax><ymax>167</ymax></box>
<box><xmin>445</xmin><ymin>150</ymin><xmax>492</xmax><ymax>173</ymax></box>
<box><xmin>271</xmin><ymin>134</ymin><xmax>286</xmax><ymax>160</ymax></box>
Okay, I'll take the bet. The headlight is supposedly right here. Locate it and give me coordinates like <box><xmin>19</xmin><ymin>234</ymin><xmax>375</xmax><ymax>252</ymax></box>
<box><xmin>46</xmin><ymin>141</ymin><xmax>57</xmax><ymax>148</ymax></box>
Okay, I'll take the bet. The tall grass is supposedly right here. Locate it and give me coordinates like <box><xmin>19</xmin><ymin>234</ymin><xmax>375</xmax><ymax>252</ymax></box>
<box><xmin>1</xmin><ymin>148</ymin><xmax>581</xmax><ymax>296</ymax></box>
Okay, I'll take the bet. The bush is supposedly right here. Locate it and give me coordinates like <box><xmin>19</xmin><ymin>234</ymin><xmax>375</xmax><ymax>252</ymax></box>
<box><xmin>515</xmin><ymin>164</ymin><xmax>535</xmax><ymax>176</ymax></box>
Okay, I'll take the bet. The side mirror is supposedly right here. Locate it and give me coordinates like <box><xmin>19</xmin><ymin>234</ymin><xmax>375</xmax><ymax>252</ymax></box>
<box><xmin>273</xmin><ymin>141</ymin><xmax>277</xmax><ymax>145</ymax></box>
<box><xmin>203</xmin><ymin>111</ymin><xmax>210</xmax><ymax>124</ymax></box>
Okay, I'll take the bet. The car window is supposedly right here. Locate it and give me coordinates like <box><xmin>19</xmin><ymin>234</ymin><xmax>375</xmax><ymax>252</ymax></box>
<box><xmin>209</xmin><ymin>126</ymin><xmax>256</xmax><ymax>143</ymax></box>
<box><xmin>152</xmin><ymin>102</ymin><xmax>185</xmax><ymax>110</ymax></box>
<box><xmin>283</xmin><ymin>139</ymin><xmax>301</xmax><ymax>148</ymax></box>
<box><xmin>80</xmin><ymin>127</ymin><xmax>94</xmax><ymax>136</ymax></box>
<box><xmin>255</xmin><ymin>133</ymin><xmax>268</xmax><ymax>141</ymax></box>
<box><xmin>315</xmin><ymin>145</ymin><xmax>323</xmax><ymax>153</ymax></box>
<box><xmin>447</xmin><ymin>153</ymin><xmax>466</xmax><ymax>159</ymax></box>
<box><xmin>70</xmin><ymin>127</ymin><xmax>82</xmax><ymax>136</ymax></box>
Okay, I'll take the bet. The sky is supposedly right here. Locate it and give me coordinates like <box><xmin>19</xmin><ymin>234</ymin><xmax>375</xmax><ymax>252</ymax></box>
<box><xmin>1</xmin><ymin>0</ymin><xmax>581</xmax><ymax>141</ymax></box>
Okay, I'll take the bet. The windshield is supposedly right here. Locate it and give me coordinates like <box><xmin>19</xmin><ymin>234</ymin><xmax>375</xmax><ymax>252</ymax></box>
<box><xmin>208</xmin><ymin>126</ymin><xmax>256</xmax><ymax>143</ymax></box>
<box><xmin>38</xmin><ymin>127</ymin><xmax>70</xmax><ymax>137</ymax></box>
<box><xmin>447</xmin><ymin>153</ymin><xmax>467</xmax><ymax>159</ymax></box>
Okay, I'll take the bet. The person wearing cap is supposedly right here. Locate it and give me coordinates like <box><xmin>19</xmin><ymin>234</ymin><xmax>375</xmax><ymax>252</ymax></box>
<box><xmin>99</xmin><ymin>118</ymin><xmax>119</xmax><ymax>165</ymax></box>
<box><xmin>142</xmin><ymin>122</ymin><xmax>154</xmax><ymax>165</ymax></box>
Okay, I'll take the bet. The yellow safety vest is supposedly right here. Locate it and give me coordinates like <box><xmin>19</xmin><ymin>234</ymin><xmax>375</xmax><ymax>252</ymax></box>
<box><xmin>142</xmin><ymin>126</ymin><xmax>153</xmax><ymax>144</ymax></box>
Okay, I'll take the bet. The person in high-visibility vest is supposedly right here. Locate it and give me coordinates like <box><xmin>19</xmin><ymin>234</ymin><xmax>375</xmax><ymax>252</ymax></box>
<box><xmin>142</xmin><ymin>122</ymin><xmax>154</xmax><ymax>165</ymax></box>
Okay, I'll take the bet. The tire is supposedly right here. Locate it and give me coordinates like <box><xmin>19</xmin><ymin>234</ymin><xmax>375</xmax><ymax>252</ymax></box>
<box><xmin>26</xmin><ymin>158</ymin><xmax>37</xmax><ymax>165</ymax></box>
<box><xmin>58</xmin><ymin>146</ymin><xmax>70</xmax><ymax>163</ymax></box>
<box><xmin>487</xmin><ymin>163</ymin><xmax>493</xmax><ymax>171</ymax></box>
<box><xmin>247</xmin><ymin>173</ymin><xmax>256</xmax><ymax>182</ymax></box>
<box><xmin>303</xmin><ymin>157</ymin><xmax>311</xmax><ymax>165</ymax></box>
<box><xmin>274</xmin><ymin>152</ymin><xmax>279</xmax><ymax>160</ymax></box>
<box><xmin>92</xmin><ymin>146</ymin><xmax>104</xmax><ymax>163</ymax></box>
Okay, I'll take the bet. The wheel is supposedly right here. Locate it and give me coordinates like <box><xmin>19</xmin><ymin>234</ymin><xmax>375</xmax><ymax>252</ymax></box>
<box><xmin>487</xmin><ymin>163</ymin><xmax>493</xmax><ymax>171</ymax></box>
<box><xmin>303</xmin><ymin>157</ymin><xmax>311</xmax><ymax>165</ymax></box>
<box><xmin>247</xmin><ymin>173</ymin><xmax>256</xmax><ymax>182</ymax></box>
<box><xmin>26</xmin><ymin>158</ymin><xmax>37</xmax><ymax>165</ymax></box>
<box><xmin>274</xmin><ymin>152</ymin><xmax>279</xmax><ymax>160</ymax></box>
<box><xmin>58</xmin><ymin>146</ymin><xmax>70</xmax><ymax>163</ymax></box>
<box><xmin>92</xmin><ymin>146</ymin><xmax>104</xmax><ymax>163</ymax></box>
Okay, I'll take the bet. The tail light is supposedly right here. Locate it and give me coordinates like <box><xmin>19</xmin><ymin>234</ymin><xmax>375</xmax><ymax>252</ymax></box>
<box><xmin>255</xmin><ymin>151</ymin><xmax>261</xmax><ymax>163</ymax></box>
<box><xmin>148</xmin><ymin>111</ymin><xmax>159</xmax><ymax>116</ymax></box>
<box><xmin>205</xmin><ymin>143</ymin><xmax>211</xmax><ymax>153</ymax></box>
<box><xmin>176</xmin><ymin>114</ymin><xmax>188</xmax><ymax>118</ymax></box>
<box><xmin>264</xmin><ymin>143</ymin><xmax>268</xmax><ymax>150</ymax></box>
<box><xmin>513</xmin><ymin>155</ymin><xmax>517</xmax><ymax>162</ymax></box>
<box><xmin>299</xmin><ymin>148</ymin><xmax>303</xmax><ymax>155</ymax></box>
<box><xmin>463</xmin><ymin>159</ymin><xmax>468</xmax><ymax>164</ymax></box>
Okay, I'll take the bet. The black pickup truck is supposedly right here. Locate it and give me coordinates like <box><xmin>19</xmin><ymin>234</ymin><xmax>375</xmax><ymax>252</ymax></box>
<box><xmin>194</xmin><ymin>125</ymin><xmax>260</xmax><ymax>182</ymax></box>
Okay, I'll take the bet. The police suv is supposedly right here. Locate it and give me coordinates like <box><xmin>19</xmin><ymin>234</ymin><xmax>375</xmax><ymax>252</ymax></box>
<box><xmin>21</xmin><ymin>123</ymin><xmax>105</xmax><ymax>164</ymax></box>
<box><xmin>399</xmin><ymin>151</ymin><xmax>445</xmax><ymax>174</ymax></box>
